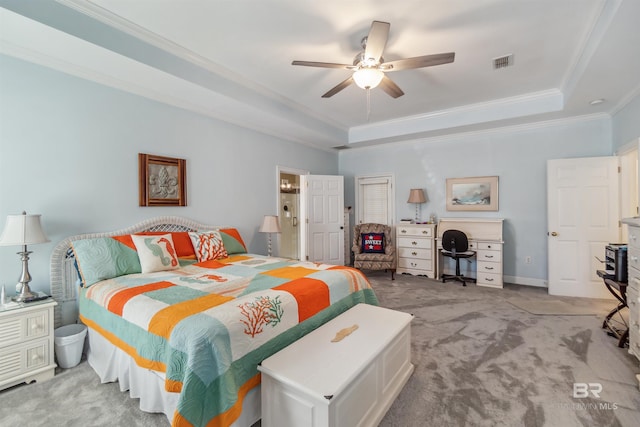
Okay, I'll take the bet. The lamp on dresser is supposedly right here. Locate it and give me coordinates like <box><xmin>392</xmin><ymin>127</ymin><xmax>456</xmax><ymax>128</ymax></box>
<box><xmin>407</xmin><ymin>189</ymin><xmax>427</xmax><ymax>223</ymax></box>
<box><xmin>0</xmin><ymin>211</ymin><xmax>50</xmax><ymax>302</ymax></box>
<box><xmin>259</xmin><ymin>215</ymin><xmax>281</xmax><ymax>257</ymax></box>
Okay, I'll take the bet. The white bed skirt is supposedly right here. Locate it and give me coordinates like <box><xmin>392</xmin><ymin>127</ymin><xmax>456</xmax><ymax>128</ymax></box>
<box><xmin>85</xmin><ymin>328</ymin><xmax>261</xmax><ymax>426</ymax></box>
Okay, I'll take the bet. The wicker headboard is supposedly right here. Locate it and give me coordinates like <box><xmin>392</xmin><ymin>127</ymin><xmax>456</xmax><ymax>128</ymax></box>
<box><xmin>50</xmin><ymin>216</ymin><xmax>229</xmax><ymax>328</ymax></box>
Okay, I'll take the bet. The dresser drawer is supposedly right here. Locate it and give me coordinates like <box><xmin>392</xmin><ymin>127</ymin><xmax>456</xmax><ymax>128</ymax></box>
<box><xmin>629</xmin><ymin>268</ymin><xmax>640</xmax><ymax>292</ymax></box>
<box><xmin>0</xmin><ymin>339</ymin><xmax>51</xmax><ymax>382</ymax></box>
<box><xmin>628</xmin><ymin>226</ymin><xmax>640</xmax><ymax>250</ymax></box>
<box><xmin>478</xmin><ymin>261</ymin><xmax>500</xmax><ymax>274</ymax></box>
<box><xmin>628</xmin><ymin>247</ymin><xmax>640</xmax><ymax>273</ymax></box>
<box><xmin>398</xmin><ymin>237</ymin><xmax>431</xmax><ymax>250</ymax></box>
<box><xmin>398</xmin><ymin>247</ymin><xmax>431</xmax><ymax>260</ymax></box>
<box><xmin>397</xmin><ymin>226</ymin><xmax>433</xmax><ymax>237</ymax></box>
<box><xmin>0</xmin><ymin>308</ymin><xmax>50</xmax><ymax>348</ymax></box>
<box><xmin>477</xmin><ymin>250</ymin><xmax>502</xmax><ymax>263</ymax></box>
<box><xmin>398</xmin><ymin>258</ymin><xmax>432</xmax><ymax>271</ymax></box>
<box><xmin>476</xmin><ymin>272</ymin><xmax>502</xmax><ymax>288</ymax></box>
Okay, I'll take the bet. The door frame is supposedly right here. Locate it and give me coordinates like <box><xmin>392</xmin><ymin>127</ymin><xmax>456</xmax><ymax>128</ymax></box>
<box><xmin>276</xmin><ymin>166</ymin><xmax>308</xmax><ymax>259</ymax></box>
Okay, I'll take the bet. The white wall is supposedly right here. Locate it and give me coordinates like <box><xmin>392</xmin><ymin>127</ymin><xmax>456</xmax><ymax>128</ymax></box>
<box><xmin>339</xmin><ymin>117</ymin><xmax>612</xmax><ymax>286</ymax></box>
<box><xmin>0</xmin><ymin>55</ymin><xmax>337</xmax><ymax>296</ymax></box>
<box><xmin>612</xmin><ymin>94</ymin><xmax>640</xmax><ymax>150</ymax></box>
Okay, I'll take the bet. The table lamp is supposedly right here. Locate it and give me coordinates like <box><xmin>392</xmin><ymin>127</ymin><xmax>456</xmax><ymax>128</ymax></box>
<box><xmin>259</xmin><ymin>215</ymin><xmax>281</xmax><ymax>257</ymax></box>
<box><xmin>0</xmin><ymin>211</ymin><xmax>50</xmax><ymax>302</ymax></box>
<box><xmin>407</xmin><ymin>189</ymin><xmax>427</xmax><ymax>223</ymax></box>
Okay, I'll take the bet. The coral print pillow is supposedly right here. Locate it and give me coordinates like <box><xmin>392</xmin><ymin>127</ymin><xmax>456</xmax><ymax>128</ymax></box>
<box><xmin>361</xmin><ymin>233</ymin><xmax>385</xmax><ymax>253</ymax></box>
<box><xmin>131</xmin><ymin>234</ymin><xmax>180</xmax><ymax>273</ymax></box>
<box><xmin>189</xmin><ymin>230</ymin><xmax>229</xmax><ymax>262</ymax></box>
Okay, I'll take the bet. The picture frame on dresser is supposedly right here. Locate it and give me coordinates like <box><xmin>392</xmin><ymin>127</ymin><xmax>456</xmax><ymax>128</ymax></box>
<box><xmin>446</xmin><ymin>176</ymin><xmax>499</xmax><ymax>211</ymax></box>
<box><xmin>138</xmin><ymin>153</ymin><xmax>187</xmax><ymax>207</ymax></box>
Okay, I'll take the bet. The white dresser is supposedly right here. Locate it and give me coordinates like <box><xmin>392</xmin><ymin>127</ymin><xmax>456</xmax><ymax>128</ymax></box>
<box><xmin>0</xmin><ymin>298</ymin><xmax>57</xmax><ymax>390</ymax></box>
<box><xmin>622</xmin><ymin>217</ymin><xmax>640</xmax><ymax>364</ymax></box>
<box><xmin>437</xmin><ymin>218</ymin><xmax>504</xmax><ymax>288</ymax></box>
<box><xmin>396</xmin><ymin>223</ymin><xmax>436</xmax><ymax>278</ymax></box>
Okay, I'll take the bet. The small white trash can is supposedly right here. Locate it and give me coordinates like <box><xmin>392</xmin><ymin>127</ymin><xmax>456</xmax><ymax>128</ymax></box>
<box><xmin>54</xmin><ymin>323</ymin><xmax>87</xmax><ymax>369</ymax></box>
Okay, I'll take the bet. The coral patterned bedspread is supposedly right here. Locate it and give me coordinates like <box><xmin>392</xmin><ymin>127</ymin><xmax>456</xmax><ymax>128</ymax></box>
<box><xmin>78</xmin><ymin>254</ymin><xmax>378</xmax><ymax>427</ymax></box>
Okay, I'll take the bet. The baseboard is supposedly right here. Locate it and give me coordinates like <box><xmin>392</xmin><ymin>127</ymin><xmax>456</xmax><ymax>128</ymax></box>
<box><xmin>504</xmin><ymin>275</ymin><xmax>548</xmax><ymax>288</ymax></box>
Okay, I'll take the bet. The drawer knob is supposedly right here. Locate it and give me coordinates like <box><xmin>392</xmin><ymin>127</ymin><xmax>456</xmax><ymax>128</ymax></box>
<box><xmin>422</xmin><ymin>231</ymin><xmax>428</xmax><ymax>234</ymax></box>
<box><xmin>401</xmin><ymin>229</ymin><xmax>407</xmax><ymax>234</ymax></box>
<box><xmin>412</xmin><ymin>251</ymin><xmax>417</xmax><ymax>256</ymax></box>
<box><xmin>485</xmin><ymin>255</ymin><xmax>494</xmax><ymax>259</ymax></box>
<box><xmin>484</xmin><ymin>266</ymin><xmax>494</xmax><ymax>270</ymax></box>
<box><xmin>411</xmin><ymin>241</ymin><xmax>417</xmax><ymax>245</ymax></box>
<box><xmin>485</xmin><ymin>278</ymin><xmax>494</xmax><ymax>281</ymax></box>
<box><xmin>411</xmin><ymin>262</ymin><xmax>417</xmax><ymax>267</ymax></box>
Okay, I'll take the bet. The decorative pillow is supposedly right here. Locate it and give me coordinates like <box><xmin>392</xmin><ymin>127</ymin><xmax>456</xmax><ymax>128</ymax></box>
<box><xmin>189</xmin><ymin>230</ymin><xmax>229</xmax><ymax>262</ymax></box>
<box><xmin>361</xmin><ymin>233</ymin><xmax>385</xmax><ymax>253</ymax></box>
<box><xmin>219</xmin><ymin>228</ymin><xmax>248</xmax><ymax>254</ymax></box>
<box><xmin>113</xmin><ymin>232</ymin><xmax>197</xmax><ymax>260</ymax></box>
<box><xmin>131</xmin><ymin>234</ymin><xmax>180</xmax><ymax>273</ymax></box>
<box><xmin>72</xmin><ymin>238</ymin><xmax>142</xmax><ymax>287</ymax></box>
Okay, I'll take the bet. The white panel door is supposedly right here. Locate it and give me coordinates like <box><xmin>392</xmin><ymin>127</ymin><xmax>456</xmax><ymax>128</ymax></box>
<box><xmin>547</xmin><ymin>157</ymin><xmax>619</xmax><ymax>298</ymax></box>
<box><xmin>300</xmin><ymin>175</ymin><xmax>344</xmax><ymax>265</ymax></box>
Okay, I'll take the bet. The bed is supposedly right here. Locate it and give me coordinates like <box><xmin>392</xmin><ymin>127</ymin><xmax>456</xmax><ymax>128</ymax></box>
<box><xmin>49</xmin><ymin>216</ymin><xmax>378</xmax><ymax>427</ymax></box>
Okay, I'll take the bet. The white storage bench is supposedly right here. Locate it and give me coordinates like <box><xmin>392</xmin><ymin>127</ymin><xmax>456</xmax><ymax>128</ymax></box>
<box><xmin>258</xmin><ymin>303</ymin><xmax>413</xmax><ymax>427</ymax></box>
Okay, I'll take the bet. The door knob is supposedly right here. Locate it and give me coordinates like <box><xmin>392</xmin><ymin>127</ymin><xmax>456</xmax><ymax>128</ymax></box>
<box><xmin>550</xmin><ymin>232</ymin><xmax>558</xmax><ymax>236</ymax></box>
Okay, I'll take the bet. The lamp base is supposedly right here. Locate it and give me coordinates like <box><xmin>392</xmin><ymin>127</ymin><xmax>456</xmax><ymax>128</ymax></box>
<box><xmin>12</xmin><ymin>282</ymin><xmax>37</xmax><ymax>303</ymax></box>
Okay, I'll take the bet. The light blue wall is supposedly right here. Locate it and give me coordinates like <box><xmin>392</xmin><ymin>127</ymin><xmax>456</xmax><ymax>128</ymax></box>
<box><xmin>612</xmin><ymin>94</ymin><xmax>640</xmax><ymax>150</ymax></box>
<box><xmin>0</xmin><ymin>55</ymin><xmax>337</xmax><ymax>296</ymax></box>
<box><xmin>339</xmin><ymin>117</ymin><xmax>612</xmax><ymax>285</ymax></box>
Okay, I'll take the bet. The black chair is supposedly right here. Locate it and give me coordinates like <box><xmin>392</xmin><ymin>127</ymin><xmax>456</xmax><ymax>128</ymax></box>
<box><xmin>441</xmin><ymin>229</ymin><xmax>476</xmax><ymax>286</ymax></box>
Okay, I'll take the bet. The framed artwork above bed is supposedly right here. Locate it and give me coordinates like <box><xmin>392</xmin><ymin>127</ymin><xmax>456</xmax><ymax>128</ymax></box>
<box><xmin>139</xmin><ymin>153</ymin><xmax>187</xmax><ymax>206</ymax></box>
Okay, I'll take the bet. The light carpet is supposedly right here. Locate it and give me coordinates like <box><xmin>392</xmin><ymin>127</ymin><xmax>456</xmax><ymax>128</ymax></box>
<box><xmin>1</xmin><ymin>273</ymin><xmax>639</xmax><ymax>427</ymax></box>
<box><xmin>507</xmin><ymin>298</ymin><xmax>605</xmax><ymax>315</ymax></box>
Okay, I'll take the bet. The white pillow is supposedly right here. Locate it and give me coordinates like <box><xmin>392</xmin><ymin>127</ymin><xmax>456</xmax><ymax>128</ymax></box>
<box><xmin>131</xmin><ymin>234</ymin><xmax>180</xmax><ymax>273</ymax></box>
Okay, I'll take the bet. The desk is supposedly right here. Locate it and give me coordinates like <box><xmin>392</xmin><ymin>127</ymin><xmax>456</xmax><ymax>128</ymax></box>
<box><xmin>437</xmin><ymin>218</ymin><xmax>504</xmax><ymax>288</ymax></box>
<box><xmin>598</xmin><ymin>273</ymin><xmax>628</xmax><ymax>348</ymax></box>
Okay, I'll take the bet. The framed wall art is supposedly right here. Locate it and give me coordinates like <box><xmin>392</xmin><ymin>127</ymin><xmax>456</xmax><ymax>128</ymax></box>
<box><xmin>138</xmin><ymin>153</ymin><xmax>187</xmax><ymax>206</ymax></box>
<box><xmin>446</xmin><ymin>176</ymin><xmax>498</xmax><ymax>211</ymax></box>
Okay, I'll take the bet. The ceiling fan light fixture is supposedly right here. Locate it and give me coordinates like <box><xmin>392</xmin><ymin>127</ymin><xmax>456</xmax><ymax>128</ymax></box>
<box><xmin>353</xmin><ymin>68</ymin><xmax>384</xmax><ymax>89</ymax></box>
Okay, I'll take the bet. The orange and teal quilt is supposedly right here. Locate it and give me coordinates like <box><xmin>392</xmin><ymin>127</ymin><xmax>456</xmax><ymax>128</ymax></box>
<box><xmin>78</xmin><ymin>254</ymin><xmax>378</xmax><ymax>427</ymax></box>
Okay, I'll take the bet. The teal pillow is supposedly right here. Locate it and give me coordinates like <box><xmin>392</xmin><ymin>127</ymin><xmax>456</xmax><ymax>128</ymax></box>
<box><xmin>72</xmin><ymin>237</ymin><xmax>141</xmax><ymax>287</ymax></box>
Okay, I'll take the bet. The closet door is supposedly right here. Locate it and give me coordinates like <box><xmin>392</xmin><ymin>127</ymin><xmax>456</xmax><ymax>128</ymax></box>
<box><xmin>547</xmin><ymin>156</ymin><xmax>619</xmax><ymax>298</ymax></box>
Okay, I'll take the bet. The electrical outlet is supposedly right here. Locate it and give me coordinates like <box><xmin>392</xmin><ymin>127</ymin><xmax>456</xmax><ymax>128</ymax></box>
<box><xmin>525</xmin><ymin>256</ymin><xmax>532</xmax><ymax>264</ymax></box>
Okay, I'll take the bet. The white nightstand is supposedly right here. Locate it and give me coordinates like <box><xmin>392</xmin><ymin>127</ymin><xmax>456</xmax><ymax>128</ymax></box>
<box><xmin>0</xmin><ymin>297</ymin><xmax>57</xmax><ymax>390</ymax></box>
<box><xmin>396</xmin><ymin>223</ymin><xmax>437</xmax><ymax>278</ymax></box>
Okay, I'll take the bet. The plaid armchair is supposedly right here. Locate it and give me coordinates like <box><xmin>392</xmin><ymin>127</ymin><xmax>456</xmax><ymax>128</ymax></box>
<box><xmin>352</xmin><ymin>223</ymin><xmax>396</xmax><ymax>280</ymax></box>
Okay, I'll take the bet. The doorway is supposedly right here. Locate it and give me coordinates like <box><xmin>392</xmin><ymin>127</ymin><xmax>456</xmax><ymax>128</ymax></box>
<box><xmin>277</xmin><ymin>166</ymin><xmax>308</xmax><ymax>260</ymax></box>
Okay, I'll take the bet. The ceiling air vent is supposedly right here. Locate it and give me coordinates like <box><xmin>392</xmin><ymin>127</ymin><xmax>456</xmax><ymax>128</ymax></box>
<box><xmin>493</xmin><ymin>54</ymin><xmax>514</xmax><ymax>70</ymax></box>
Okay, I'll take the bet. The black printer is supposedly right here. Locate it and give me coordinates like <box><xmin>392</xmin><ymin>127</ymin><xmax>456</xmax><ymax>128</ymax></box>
<box><xmin>604</xmin><ymin>244</ymin><xmax>628</xmax><ymax>283</ymax></box>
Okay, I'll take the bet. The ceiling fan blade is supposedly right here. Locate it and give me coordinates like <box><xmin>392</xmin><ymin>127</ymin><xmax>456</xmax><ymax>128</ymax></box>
<box><xmin>322</xmin><ymin>76</ymin><xmax>354</xmax><ymax>98</ymax></box>
<box><xmin>364</xmin><ymin>21</ymin><xmax>390</xmax><ymax>63</ymax></box>
<box><xmin>382</xmin><ymin>52</ymin><xmax>455</xmax><ymax>71</ymax></box>
<box><xmin>378</xmin><ymin>76</ymin><xmax>404</xmax><ymax>98</ymax></box>
<box><xmin>292</xmin><ymin>60</ymin><xmax>353</xmax><ymax>69</ymax></box>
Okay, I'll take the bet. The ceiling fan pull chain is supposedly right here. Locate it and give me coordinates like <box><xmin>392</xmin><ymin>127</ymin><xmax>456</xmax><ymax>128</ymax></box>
<box><xmin>366</xmin><ymin>88</ymin><xmax>371</xmax><ymax>122</ymax></box>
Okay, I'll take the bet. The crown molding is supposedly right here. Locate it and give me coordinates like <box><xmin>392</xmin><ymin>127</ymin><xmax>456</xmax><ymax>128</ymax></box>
<box><xmin>342</xmin><ymin>113</ymin><xmax>610</xmax><ymax>153</ymax></box>
<box><xmin>349</xmin><ymin>89</ymin><xmax>564</xmax><ymax>144</ymax></box>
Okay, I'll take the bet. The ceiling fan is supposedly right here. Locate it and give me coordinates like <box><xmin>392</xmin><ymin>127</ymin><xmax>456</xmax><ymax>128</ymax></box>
<box><xmin>292</xmin><ymin>20</ymin><xmax>455</xmax><ymax>98</ymax></box>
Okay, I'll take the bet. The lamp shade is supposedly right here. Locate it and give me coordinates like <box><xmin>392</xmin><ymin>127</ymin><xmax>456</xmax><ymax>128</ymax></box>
<box><xmin>407</xmin><ymin>189</ymin><xmax>427</xmax><ymax>204</ymax></box>
<box><xmin>259</xmin><ymin>215</ymin><xmax>281</xmax><ymax>234</ymax></box>
<box><xmin>353</xmin><ymin>68</ymin><xmax>385</xmax><ymax>89</ymax></box>
<box><xmin>0</xmin><ymin>212</ymin><xmax>49</xmax><ymax>246</ymax></box>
